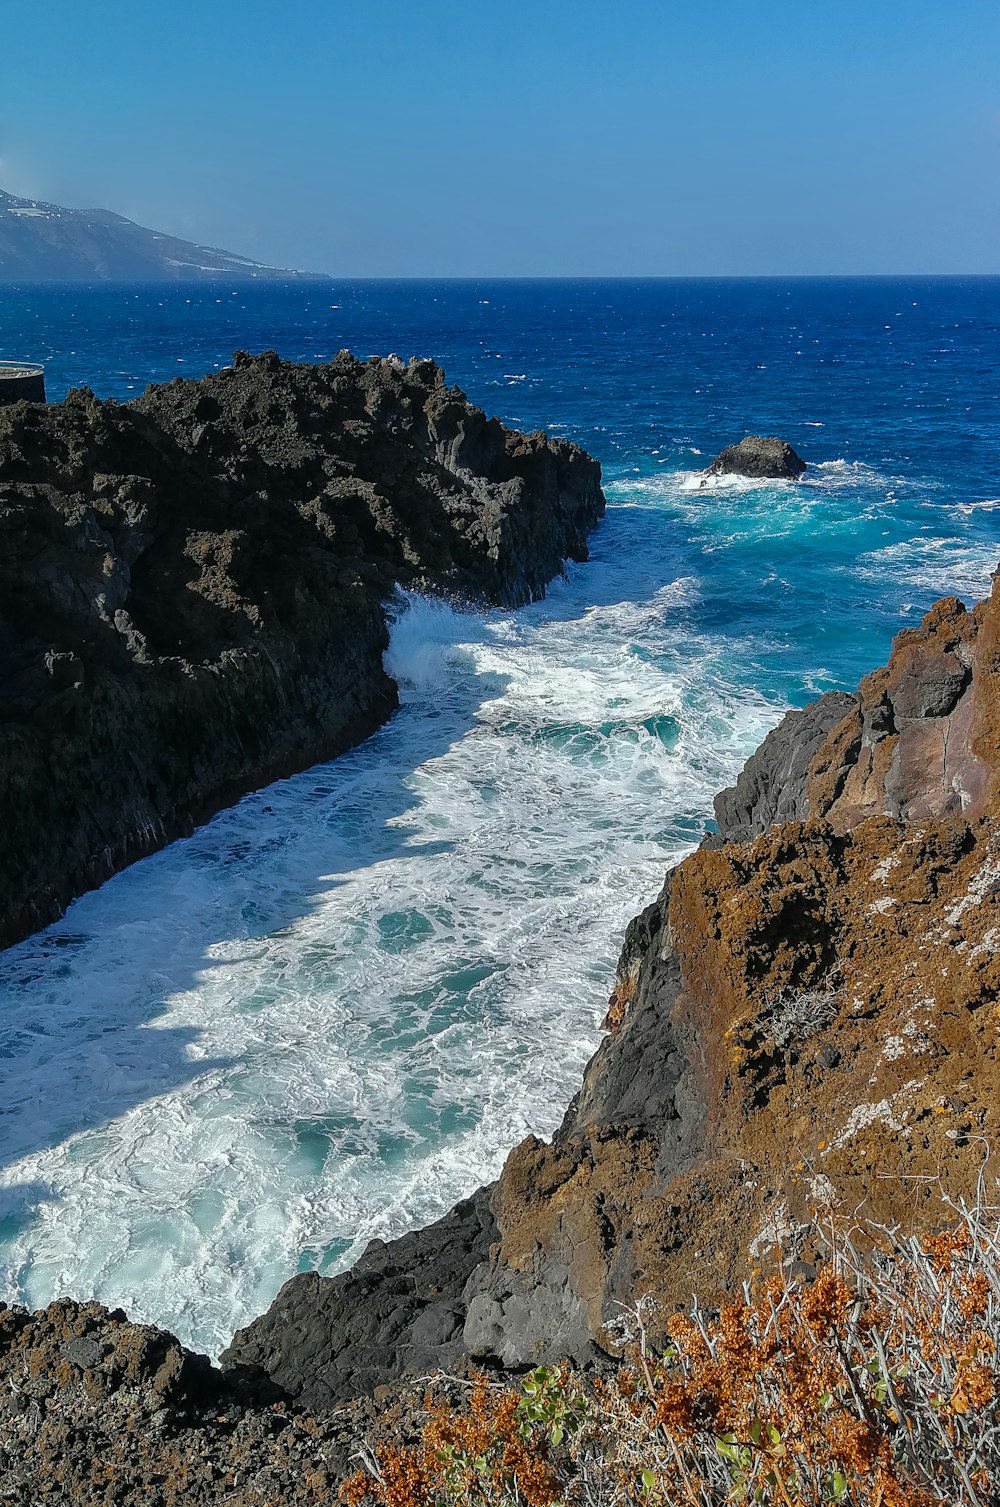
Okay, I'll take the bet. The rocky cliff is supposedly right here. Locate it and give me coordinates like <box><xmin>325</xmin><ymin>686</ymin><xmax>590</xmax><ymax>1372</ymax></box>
<box><xmin>0</xmin><ymin>350</ymin><xmax>605</xmax><ymax>947</ymax></box>
<box><xmin>226</xmin><ymin>569</ymin><xmax>1000</xmax><ymax>1394</ymax></box>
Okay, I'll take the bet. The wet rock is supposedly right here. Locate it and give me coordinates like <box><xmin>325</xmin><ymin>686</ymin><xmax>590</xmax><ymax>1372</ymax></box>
<box><xmin>705</xmin><ymin>435</ymin><xmax>807</xmax><ymax>479</ymax></box>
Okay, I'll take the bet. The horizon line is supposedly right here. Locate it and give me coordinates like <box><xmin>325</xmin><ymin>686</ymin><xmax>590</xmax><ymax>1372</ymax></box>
<box><xmin>1</xmin><ymin>271</ymin><xmax>1000</xmax><ymax>287</ymax></box>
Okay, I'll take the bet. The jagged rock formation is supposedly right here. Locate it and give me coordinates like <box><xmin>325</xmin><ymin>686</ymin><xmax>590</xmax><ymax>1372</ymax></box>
<box><xmin>0</xmin><ymin>350</ymin><xmax>604</xmax><ymax>947</ymax></box>
<box><xmin>0</xmin><ymin>187</ymin><xmax>330</xmax><ymax>282</ymax></box>
<box><xmin>221</xmin><ymin>1190</ymin><xmax>497</xmax><ymax>1408</ymax></box>
<box><xmin>0</xmin><ymin>1297</ymin><xmax>441</xmax><ymax>1504</ymax></box>
<box><xmin>705</xmin><ymin>435</ymin><xmax>807</xmax><ymax>479</ymax></box>
<box><xmin>226</xmin><ymin>570</ymin><xmax>1000</xmax><ymax>1392</ymax></box>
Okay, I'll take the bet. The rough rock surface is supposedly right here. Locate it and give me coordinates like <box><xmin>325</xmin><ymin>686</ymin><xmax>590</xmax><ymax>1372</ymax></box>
<box><xmin>705</xmin><ymin>435</ymin><xmax>807</xmax><ymax>479</ymax></box>
<box><xmin>712</xmin><ymin>691</ymin><xmax>857</xmax><ymax>844</ymax></box>
<box><xmin>226</xmin><ymin>570</ymin><xmax>1000</xmax><ymax>1393</ymax></box>
<box><xmin>221</xmin><ymin>1189</ymin><xmax>497</xmax><ymax>1406</ymax></box>
<box><xmin>0</xmin><ymin>350</ymin><xmax>604</xmax><ymax>947</ymax></box>
<box><xmin>0</xmin><ymin>1298</ymin><xmax>452</xmax><ymax>1504</ymax></box>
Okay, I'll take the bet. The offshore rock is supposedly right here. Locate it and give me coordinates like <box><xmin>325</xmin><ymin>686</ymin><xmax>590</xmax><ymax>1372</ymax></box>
<box><xmin>226</xmin><ymin>569</ymin><xmax>1000</xmax><ymax>1395</ymax></box>
<box><xmin>705</xmin><ymin>435</ymin><xmax>807</xmax><ymax>479</ymax></box>
<box><xmin>0</xmin><ymin>350</ymin><xmax>604</xmax><ymax>947</ymax></box>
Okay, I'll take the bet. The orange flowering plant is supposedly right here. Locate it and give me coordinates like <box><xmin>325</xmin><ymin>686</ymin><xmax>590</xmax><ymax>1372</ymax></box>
<box><xmin>341</xmin><ymin>1198</ymin><xmax>1000</xmax><ymax>1506</ymax></box>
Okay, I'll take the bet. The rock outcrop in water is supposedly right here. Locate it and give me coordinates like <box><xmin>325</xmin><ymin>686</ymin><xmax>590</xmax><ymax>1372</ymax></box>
<box><xmin>0</xmin><ymin>350</ymin><xmax>605</xmax><ymax>948</ymax></box>
<box><xmin>225</xmin><ymin>569</ymin><xmax>1000</xmax><ymax>1393</ymax></box>
<box><xmin>705</xmin><ymin>435</ymin><xmax>807</xmax><ymax>479</ymax></box>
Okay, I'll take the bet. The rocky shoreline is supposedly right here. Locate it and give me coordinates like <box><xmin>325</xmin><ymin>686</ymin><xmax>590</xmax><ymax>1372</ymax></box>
<box><xmin>1</xmin><ymin>368</ymin><xmax>997</xmax><ymax>1500</ymax></box>
<box><xmin>0</xmin><ymin>351</ymin><xmax>605</xmax><ymax>948</ymax></box>
<box><xmin>1</xmin><ymin>567</ymin><xmax>995</xmax><ymax>1503</ymax></box>
<box><xmin>225</xmin><ymin>569</ymin><xmax>1000</xmax><ymax>1395</ymax></box>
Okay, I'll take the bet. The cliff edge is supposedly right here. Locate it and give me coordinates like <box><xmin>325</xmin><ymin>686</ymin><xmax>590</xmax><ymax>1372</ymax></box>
<box><xmin>226</xmin><ymin>569</ymin><xmax>1000</xmax><ymax>1395</ymax></box>
<box><xmin>0</xmin><ymin>350</ymin><xmax>605</xmax><ymax>947</ymax></box>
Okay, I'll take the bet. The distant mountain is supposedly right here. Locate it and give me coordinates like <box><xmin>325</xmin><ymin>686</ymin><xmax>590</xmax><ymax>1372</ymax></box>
<box><xmin>0</xmin><ymin>189</ymin><xmax>331</xmax><ymax>282</ymax></box>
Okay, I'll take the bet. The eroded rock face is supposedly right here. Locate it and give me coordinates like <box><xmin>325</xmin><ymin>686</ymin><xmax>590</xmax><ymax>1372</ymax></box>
<box><xmin>225</xmin><ymin>571</ymin><xmax>1000</xmax><ymax>1395</ymax></box>
<box><xmin>455</xmin><ymin>575</ymin><xmax>1000</xmax><ymax>1365</ymax></box>
<box><xmin>705</xmin><ymin>435</ymin><xmax>807</xmax><ymax>479</ymax></box>
<box><xmin>220</xmin><ymin>1189</ymin><xmax>497</xmax><ymax>1406</ymax></box>
<box><xmin>0</xmin><ymin>350</ymin><xmax>604</xmax><ymax>947</ymax></box>
<box><xmin>713</xmin><ymin>691</ymin><xmax>857</xmax><ymax>844</ymax></box>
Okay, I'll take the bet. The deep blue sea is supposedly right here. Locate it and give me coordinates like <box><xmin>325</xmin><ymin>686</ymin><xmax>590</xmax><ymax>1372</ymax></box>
<box><xmin>0</xmin><ymin>278</ymin><xmax>998</xmax><ymax>1355</ymax></box>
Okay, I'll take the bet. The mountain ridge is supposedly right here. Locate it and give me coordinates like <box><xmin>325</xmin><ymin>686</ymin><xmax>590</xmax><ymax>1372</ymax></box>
<box><xmin>0</xmin><ymin>188</ymin><xmax>331</xmax><ymax>282</ymax></box>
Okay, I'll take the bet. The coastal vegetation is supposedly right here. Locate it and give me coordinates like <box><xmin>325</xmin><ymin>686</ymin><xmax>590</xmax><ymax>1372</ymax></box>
<box><xmin>342</xmin><ymin>1200</ymin><xmax>1000</xmax><ymax>1507</ymax></box>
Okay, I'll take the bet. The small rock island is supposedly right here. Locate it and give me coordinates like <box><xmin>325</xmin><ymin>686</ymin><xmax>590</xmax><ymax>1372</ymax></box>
<box><xmin>705</xmin><ymin>434</ymin><xmax>807</xmax><ymax>479</ymax></box>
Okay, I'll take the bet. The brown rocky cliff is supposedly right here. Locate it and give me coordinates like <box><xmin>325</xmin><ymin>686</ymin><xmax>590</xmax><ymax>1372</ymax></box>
<box><xmin>224</xmin><ymin>571</ymin><xmax>1000</xmax><ymax>1394</ymax></box>
<box><xmin>458</xmin><ymin>573</ymin><xmax>1000</xmax><ymax>1366</ymax></box>
<box><xmin>805</xmin><ymin>592</ymin><xmax>993</xmax><ymax>827</ymax></box>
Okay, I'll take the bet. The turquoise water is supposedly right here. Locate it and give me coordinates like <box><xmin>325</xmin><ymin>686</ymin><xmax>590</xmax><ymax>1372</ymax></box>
<box><xmin>0</xmin><ymin>278</ymin><xmax>997</xmax><ymax>1355</ymax></box>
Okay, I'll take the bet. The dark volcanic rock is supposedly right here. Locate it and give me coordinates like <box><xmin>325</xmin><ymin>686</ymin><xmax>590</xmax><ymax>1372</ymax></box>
<box><xmin>705</xmin><ymin>435</ymin><xmax>807</xmax><ymax>479</ymax></box>
<box><xmin>0</xmin><ymin>350</ymin><xmax>604</xmax><ymax>947</ymax></box>
<box><xmin>221</xmin><ymin>1189</ymin><xmax>497</xmax><ymax>1405</ymax></box>
<box><xmin>0</xmin><ymin>1297</ymin><xmax>453</xmax><ymax>1503</ymax></box>
<box><xmin>713</xmin><ymin>691</ymin><xmax>857</xmax><ymax>843</ymax></box>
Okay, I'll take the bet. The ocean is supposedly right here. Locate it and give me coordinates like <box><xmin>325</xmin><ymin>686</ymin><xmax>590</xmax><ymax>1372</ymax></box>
<box><xmin>0</xmin><ymin>277</ymin><xmax>997</xmax><ymax>1356</ymax></box>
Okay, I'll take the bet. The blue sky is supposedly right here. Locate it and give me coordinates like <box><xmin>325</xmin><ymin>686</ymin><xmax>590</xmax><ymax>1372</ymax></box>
<box><xmin>3</xmin><ymin>0</ymin><xmax>998</xmax><ymax>275</ymax></box>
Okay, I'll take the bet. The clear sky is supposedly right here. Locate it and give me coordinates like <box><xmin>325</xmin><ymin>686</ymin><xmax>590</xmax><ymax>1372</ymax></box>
<box><xmin>2</xmin><ymin>0</ymin><xmax>998</xmax><ymax>276</ymax></box>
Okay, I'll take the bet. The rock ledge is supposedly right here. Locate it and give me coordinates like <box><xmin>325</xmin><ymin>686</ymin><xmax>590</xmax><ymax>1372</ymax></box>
<box><xmin>0</xmin><ymin>350</ymin><xmax>605</xmax><ymax>947</ymax></box>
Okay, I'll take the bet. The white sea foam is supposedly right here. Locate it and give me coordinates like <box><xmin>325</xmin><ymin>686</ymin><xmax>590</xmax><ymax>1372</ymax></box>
<box><xmin>856</xmin><ymin>537</ymin><xmax>998</xmax><ymax>601</ymax></box>
<box><xmin>676</xmin><ymin>470</ymin><xmax>801</xmax><ymax>495</ymax></box>
<box><xmin>955</xmin><ymin>498</ymin><xmax>1000</xmax><ymax>516</ymax></box>
<box><xmin>0</xmin><ymin>502</ymin><xmax>779</xmax><ymax>1358</ymax></box>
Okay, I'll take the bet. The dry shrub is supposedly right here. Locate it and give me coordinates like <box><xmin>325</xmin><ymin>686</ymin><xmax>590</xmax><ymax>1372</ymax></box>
<box><xmin>340</xmin><ymin>1198</ymin><xmax>1000</xmax><ymax>1506</ymax></box>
